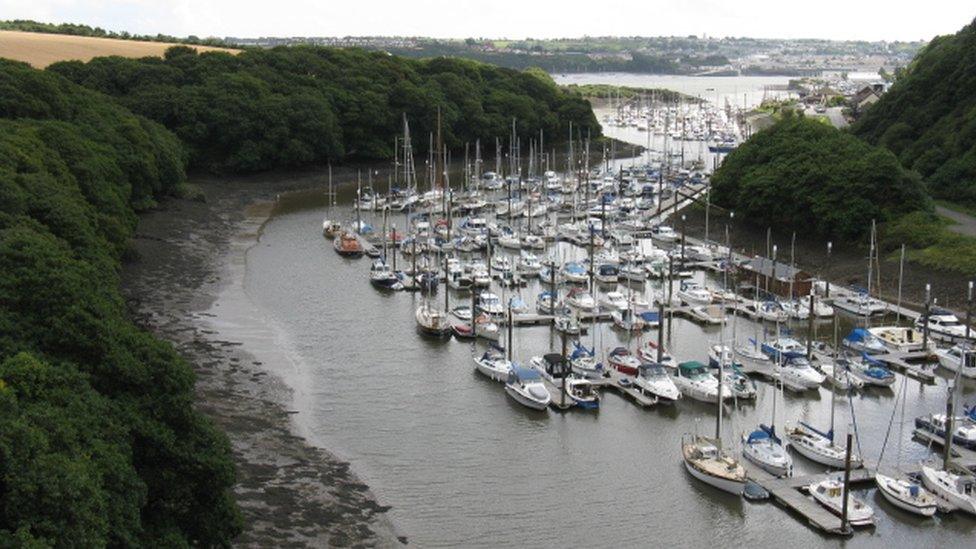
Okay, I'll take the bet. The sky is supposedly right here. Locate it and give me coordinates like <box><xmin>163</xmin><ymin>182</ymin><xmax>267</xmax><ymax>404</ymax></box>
<box><xmin>2</xmin><ymin>0</ymin><xmax>974</xmax><ymax>42</ymax></box>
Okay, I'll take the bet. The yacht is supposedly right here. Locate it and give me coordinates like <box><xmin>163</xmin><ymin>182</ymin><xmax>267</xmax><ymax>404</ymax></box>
<box><xmin>473</xmin><ymin>345</ymin><xmax>513</xmax><ymax>382</ymax></box>
<box><xmin>476</xmin><ymin>292</ymin><xmax>505</xmax><ymax>317</ymax></box>
<box><xmin>673</xmin><ymin>361</ymin><xmax>724</xmax><ymax>403</ymax></box>
<box><xmin>808</xmin><ymin>478</ymin><xmax>875</xmax><ymax>526</ymax></box>
<box><xmin>536</xmin><ymin>291</ymin><xmax>560</xmax><ymax>315</ymax></box>
<box><xmin>554</xmin><ymin>315</ymin><xmax>582</xmax><ymax>335</ymax></box>
<box><xmin>650</xmin><ymin>225</ymin><xmax>678</xmax><ymax>243</ymax></box>
<box><xmin>833</xmin><ymin>292</ymin><xmax>887</xmax><ymax>316</ymax></box>
<box><xmin>516</xmin><ymin>251</ymin><xmax>543</xmax><ymax>276</ymax></box>
<box><xmin>920</xmin><ymin>463</ymin><xmax>976</xmax><ymax>515</ymax></box>
<box><xmin>601</xmin><ymin>291</ymin><xmax>628</xmax><ymax>311</ymax></box>
<box><xmin>561</xmin><ymin>262</ymin><xmax>588</xmax><ymax>284</ymax></box>
<box><xmin>595</xmin><ymin>264</ymin><xmax>619</xmax><ymax>284</ymax></box>
<box><xmin>638</xmin><ymin>340</ymin><xmax>677</xmax><ymax>369</ymax></box>
<box><xmin>504</xmin><ymin>366</ymin><xmax>551</xmax><ymax>411</ymax></box>
<box><xmin>611</xmin><ymin>308</ymin><xmax>646</xmax><ymax>332</ymax></box>
<box><xmin>742</xmin><ymin>426</ymin><xmax>793</xmax><ymax>478</ymax></box>
<box><xmin>868</xmin><ymin>326</ymin><xmax>931</xmax><ymax>353</ymax></box>
<box><xmin>633</xmin><ymin>362</ymin><xmax>681</xmax><ymax>402</ymax></box>
<box><xmin>369</xmin><ymin>259</ymin><xmax>403</xmax><ymax>291</ymax></box>
<box><xmin>875</xmin><ymin>473</ymin><xmax>937</xmax><ymax>517</ymax></box>
<box><xmin>914</xmin><ymin>413</ymin><xmax>976</xmax><ymax>449</ymax></box>
<box><xmin>415</xmin><ymin>303</ymin><xmax>452</xmax><ymax>338</ymax></box>
<box><xmin>915</xmin><ymin>307</ymin><xmax>973</xmax><ymax>341</ymax></box>
<box><xmin>569</xmin><ymin>342</ymin><xmax>602</xmax><ymax>379</ymax></box>
<box><xmin>333</xmin><ymin>231</ymin><xmax>365</xmax><ymax>257</ymax></box>
<box><xmin>936</xmin><ymin>344</ymin><xmax>976</xmax><ymax>378</ymax></box>
<box><xmin>676</xmin><ymin>281</ymin><xmax>712</xmax><ymax>306</ymax></box>
<box><xmin>619</xmin><ymin>263</ymin><xmax>647</xmax><ymax>282</ymax></box>
<box><xmin>785</xmin><ymin>423</ymin><xmax>862</xmax><ymax>469</ymax></box>
<box><xmin>742</xmin><ymin>300</ymin><xmax>788</xmax><ymax>322</ymax></box>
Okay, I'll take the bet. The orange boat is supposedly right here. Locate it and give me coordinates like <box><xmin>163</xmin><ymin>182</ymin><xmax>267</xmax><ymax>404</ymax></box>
<box><xmin>333</xmin><ymin>231</ymin><xmax>364</xmax><ymax>257</ymax></box>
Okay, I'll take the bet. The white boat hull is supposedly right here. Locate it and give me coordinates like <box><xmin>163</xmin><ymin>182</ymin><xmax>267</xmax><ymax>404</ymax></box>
<box><xmin>505</xmin><ymin>385</ymin><xmax>550</xmax><ymax>411</ymax></box>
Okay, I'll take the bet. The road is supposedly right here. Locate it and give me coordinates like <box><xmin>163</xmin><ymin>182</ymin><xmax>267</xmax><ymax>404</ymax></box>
<box><xmin>936</xmin><ymin>205</ymin><xmax>976</xmax><ymax>237</ymax></box>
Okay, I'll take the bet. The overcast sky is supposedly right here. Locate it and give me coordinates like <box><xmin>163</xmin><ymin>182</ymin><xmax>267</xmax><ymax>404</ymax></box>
<box><xmin>2</xmin><ymin>0</ymin><xmax>974</xmax><ymax>41</ymax></box>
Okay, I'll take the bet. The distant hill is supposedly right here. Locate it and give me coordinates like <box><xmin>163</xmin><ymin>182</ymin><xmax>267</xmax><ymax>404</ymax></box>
<box><xmin>0</xmin><ymin>30</ymin><xmax>237</xmax><ymax>68</ymax></box>
<box><xmin>851</xmin><ymin>18</ymin><xmax>976</xmax><ymax>203</ymax></box>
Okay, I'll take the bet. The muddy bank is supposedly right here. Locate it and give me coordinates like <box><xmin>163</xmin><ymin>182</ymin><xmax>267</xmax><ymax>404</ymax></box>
<box><xmin>120</xmin><ymin>167</ymin><xmax>402</xmax><ymax>547</ymax></box>
<box><xmin>676</xmin><ymin>204</ymin><xmax>974</xmax><ymax>314</ymax></box>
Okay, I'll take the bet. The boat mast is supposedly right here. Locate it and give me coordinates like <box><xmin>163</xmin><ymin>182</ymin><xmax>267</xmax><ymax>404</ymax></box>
<box><xmin>944</xmin><ymin>281</ymin><xmax>973</xmax><ymax>469</ymax></box>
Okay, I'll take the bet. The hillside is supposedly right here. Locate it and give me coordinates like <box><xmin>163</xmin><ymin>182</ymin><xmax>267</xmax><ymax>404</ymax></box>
<box><xmin>49</xmin><ymin>45</ymin><xmax>600</xmax><ymax>174</ymax></box>
<box><xmin>710</xmin><ymin>114</ymin><xmax>929</xmax><ymax>240</ymax></box>
<box><xmin>0</xmin><ymin>30</ymin><xmax>237</xmax><ymax>68</ymax></box>
<box><xmin>852</xmin><ymin>17</ymin><xmax>976</xmax><ymax>203</ymax></box>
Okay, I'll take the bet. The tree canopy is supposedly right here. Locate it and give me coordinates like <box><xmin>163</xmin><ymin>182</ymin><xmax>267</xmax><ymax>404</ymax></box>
<box><xmin>48</xmin><ymin>46</ymin><xmax>601</xmax><ymax>174</ymax></box>
<box><xmin>711</xmin><ymin>114</ymin><xmax>929</xmax><ymax>240</ymax></box>
<box><xmin>852</xmin><ymin>17</ymin><xmax>976</xmax><ymax>203</ymax></box>
<box><xmin>0</xmin><ymin>59</ymin><xmax>239</xmax><ymax>546</ymax></box>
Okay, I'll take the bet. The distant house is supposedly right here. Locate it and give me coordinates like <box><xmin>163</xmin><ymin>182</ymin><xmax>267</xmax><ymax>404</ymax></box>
<box><xmin>737</xmin><ymin>256</ymin><xmax>813</xmax><ymax>298</ymax></box>
<box><xmin>851</xmin><ymin>84</ymin><xmax>884</xmax><ymax>112</ymax></box>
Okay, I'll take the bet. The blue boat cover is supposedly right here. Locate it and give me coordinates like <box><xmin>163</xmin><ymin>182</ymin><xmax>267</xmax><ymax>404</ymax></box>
<box><xmin>639</xmin><ymin>311</ymin><xmax>660</xmax><ymax>322</ymax></box>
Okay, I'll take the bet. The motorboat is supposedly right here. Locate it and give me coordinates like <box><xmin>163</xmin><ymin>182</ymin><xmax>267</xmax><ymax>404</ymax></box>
<box><xmin>473</xmin><ymin>345</ymin><xmax>513</xmax><ymax>382</ymax></box>
<box><xmin>451</xmin><ymin>312</ymin><xmax>500</xmax><ymax>341</ymax></box>
<box><xmin>673</xmin><ymin>361</ymin><xmax>724</xmax><ymax>403</ymax></box>
<box><xmin>874</xmin><ymin>473</ymin><xmax>937</xmax><ymax>517</ymax></box>
<box><xmin>607</xmin><ymin>347</ymin><xmax>642</xmax><ymax>376</ymax></box>
<box><xmin>415</xmin><ymin>303</ymin><xmax>452</xmax><ymax>338</ymax></box>
<box><xmin>504</xmin><ymin>366</ymin><xmax>551</xmax><ymax>411</ymax></box>
<box><xmin>333</xmin><ymin>231</ymin><xmax>365</xmax><ymax>257</ymax></box>
<box><xmin>619</xmin><ymin>263</ymin><xmax>647</xmax><ymax>282</ymax></box>
<box><xmin>561</xmin><ymin>262</ymin><xmax>589</xmax><ymax>284</ymax></box>
<box><xmin>565</xmin><ymin>288</ymin><xmax>596</xmax><ymax>312</ymax></box>
<box><xmin>785</xmin><ymin>423</ymin><xmax>862</xmax><ymax>469</ymax></box>
<box><xmin>808</xmin><ymin>478</ymin><xmax>875</xmax><ymax>526</ymax></box>
<box><xmin>742</xmin><ymin>426</ymin><xmax>793</xmax><ymax>478</ymax></box>
<box><xmin>832</xmin><ymin>292</ymin><xmax>887</xmax><ymax>316</ymax></box>
<box><xmin>936</xmin><ymin>344</ymin><xmax>976</xmax><ymax>378</ymax></box>
<box><xmin>868</xmin><ymin>326</ymin><xmax>931</xmax><ymax>353</ymax></box>
<box><xmin>611</xmin><ymin>308</ymin><xmax>646</xmax><ymax>332</ymax></box>
<box><xmin>490</xmin><ymin>255</ymin><xmax>513</xmax><ymax>273</ymax></box>
<box><xmin>677</xmin><ymin>281</ymin><xmax>712</xmax><ymax>306</ymax></box>
<box><xmin>708</xmin><ymin>346</ymin><xmax>757</xmax><ymax>399</ymax></box>
<box><xmin>778</xmin><ymin>354</ymin><xmax>827</xmax><ymax>392</ymax></box>
<box><xmin>734</xmin><ymin>340</ymin><xmax>775</xmax><ymax>377</ymax></box>
<box><xmin>779</xmin><ymin>299</ymin><xmax>810</xmax><ymax>320</ymax></box>
<box><xmin>369</xmin><ymin>259</ymin><xmax>403</xmax><ymax>291</ymax></box>
<box><xmin>633</xmin><ymin>362</ymin><xmax>681</xmax><ymax>402</ymax></box>
<box><xmin>914</xmin><ymin>413</ymin><xmax>976</xmax><ymax>449</ymax></box>
<box><xmin>920</xmin><ymin>463</ymin><xmax>976</xmax><ymax>515</ymax></box>
<box><xmin>476</xmin><ymin>292</ymin><xmax>505</xmax><ymax>317</ymax></box>
<box><xmin>842</xmin><ymin>328</ymin><xmax>888</xmax><ymax>355</ymax></box>
<box><xmin>844</xmin><ymin>354</ymin><xmax>895</xmax><ymax>387</ymax></box>
<box><xmin>595</xmin><ymin>264</ymin><xmax>619</xmax><ymax>284</ymax></box>
<box><xmin>530</xmin><ymin>354</ymin><xmax>600</xmax><ymax>410</ymax></box>
<box><xmin>689</xmin><ymin>305</ymin><xmax>726</xmax><ymax>325</ymax></box>
<box><xmin>601</xmin><ymin>291</ymin><xmax>628</xmax><ymax>311</ymax></box>
<box><xmin>470</xmin><ymin>262</ymin><xmax>491</xmax><ymax>287</ymax></box>
<box><xmin>681</xmin><ymin>435</ymin><xmax>746</xmax><ymax>495</ymax></box>
<box><xmin>650</xmin><ymin>225</ymin><xmax>678</xmax><ymax>243</ymax></box>
<box><xmin>915</xmin><ymin>307</ymin><xmax>973</xmax><ymax>341</ymax></box>
<box><xmin>497</xmin><ymin>231</ymin><xmax>521</xmax><ymax>250</ymax></box>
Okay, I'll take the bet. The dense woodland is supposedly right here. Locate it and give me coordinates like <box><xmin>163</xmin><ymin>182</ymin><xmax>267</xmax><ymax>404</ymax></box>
<box><xmin>852</xmin><ymin>18</ymin><xmax>976</xmax><ymax>203</ymax></box>
<box><xmin>710</xmin><ymin>114</ymin><xmax>929</xmax><ymax>240</ymax></box>
<box><xmin>48</xmin><ymin>46</ymin><xmax>601</xmax><ymax>174</ymax></box>
<box><xmin>0</xmin><ymin>59</ymin><xmax>241</xmax><ymax>545</ymax></box>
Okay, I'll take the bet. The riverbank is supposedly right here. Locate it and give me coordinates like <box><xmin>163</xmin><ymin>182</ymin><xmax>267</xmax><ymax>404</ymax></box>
<box><xmin>120</xmin><ymin>168</ymin><xmax>403</xmax><ymax>547</ymax></box>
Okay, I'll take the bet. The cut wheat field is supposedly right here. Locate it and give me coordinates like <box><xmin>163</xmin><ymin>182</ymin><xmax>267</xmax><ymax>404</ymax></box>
<box><xmin>0</xmin><ymin>30</ymin><xmax>238</xmax><ymax>68</ymax></box>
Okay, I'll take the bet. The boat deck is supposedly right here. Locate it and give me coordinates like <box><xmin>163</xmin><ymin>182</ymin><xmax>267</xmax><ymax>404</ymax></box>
<box><xmin>594</xmin><ymin>369</ymin><xmax>659</xmax><ymax>407</ymax></box>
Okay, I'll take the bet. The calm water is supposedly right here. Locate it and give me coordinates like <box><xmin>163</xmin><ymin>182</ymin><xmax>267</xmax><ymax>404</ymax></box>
<box><xmin>553</xmin><ymin>73</ymin><xmax>797</xmax><ymax>108</ymax></box>
<box><xmin>207</xmin><ymin>183</ymin><xmax>976</xmax><ymax>547</ymax></box>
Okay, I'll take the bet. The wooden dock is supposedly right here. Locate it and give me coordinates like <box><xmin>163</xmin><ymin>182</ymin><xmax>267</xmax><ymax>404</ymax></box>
<box><xmin>911</xmin><ymin>429</ymin><xmax>976</xmax><ymax>468</ymax></box>
<box><xmin>876</xmin><ymin>350</ymin><xmax>937</xmax><ymax>382</ymax></box>
<box><xmin>743</xmin><ymin>460</ymin><xmax>876</xmax><ymax>535</ymax></box>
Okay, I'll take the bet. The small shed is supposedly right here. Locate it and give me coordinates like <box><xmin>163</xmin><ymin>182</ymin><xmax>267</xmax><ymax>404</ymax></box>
<box><xmin>738</xmin><ymin>256</ymin><xmax>812</xmax><ymax>298</ymax></box>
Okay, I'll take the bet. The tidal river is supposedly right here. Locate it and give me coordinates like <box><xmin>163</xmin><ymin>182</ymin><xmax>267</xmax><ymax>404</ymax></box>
<box><xmin>201</xmin><ymin>183</ymin><xmax>975</xmax><ymax>547</ymax></box>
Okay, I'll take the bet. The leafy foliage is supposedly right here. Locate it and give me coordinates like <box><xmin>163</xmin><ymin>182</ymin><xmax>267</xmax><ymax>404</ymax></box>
<box><xmin>710</xmin><ymin>114</ymin><xmax>929</xmax><ymax>240</ymax></box>
<box><xmin>0</xmin><ymin>59</ymin><xmax>240</xmax><ymax>546</ymax></box>
<box><xmin>852</xmin><ymin>17</ymin><xmax>976</xmax><ymax>203</ymax></box>
<box><xmin>49</xmin><ymin>46</ymin><xmax>601</xmax><ymax>174</ymax></box>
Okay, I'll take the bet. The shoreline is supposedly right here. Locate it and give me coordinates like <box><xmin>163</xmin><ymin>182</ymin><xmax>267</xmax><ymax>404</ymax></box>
<box><xmin>120</xmin><ymin>167</ymin><xmax>403</xmax><ymax>547</ymax></box>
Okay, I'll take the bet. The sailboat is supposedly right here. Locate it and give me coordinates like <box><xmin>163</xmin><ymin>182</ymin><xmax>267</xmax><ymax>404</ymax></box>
<box><xmin>682</xmin><ymin>329</ymin><xmax>747</xmax><ymax>495</ymax></box>
<box><xmin>742</xmin><ymin>378</ymin><xmax>793</xmax><ymax>477</ymax></box>
<box><xmin>874</xmin><ymin>368</ymin><xmax>938</xmax><ymax>516</ymax></box>
<box><xmin>321</xmin><ymin>165</ymin><xmax>341</xmax><ymax>238</ymax></box>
